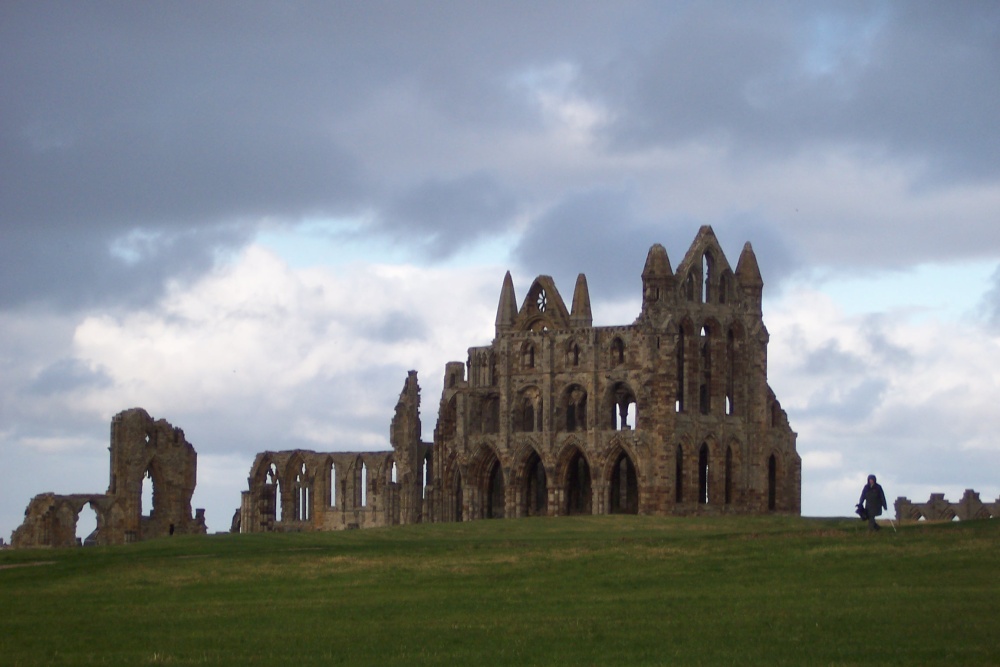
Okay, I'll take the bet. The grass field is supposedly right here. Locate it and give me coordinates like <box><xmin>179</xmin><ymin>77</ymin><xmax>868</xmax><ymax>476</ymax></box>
<box><xmin>1</xmin><ymin>515</ymin><xmax>997</xmax><ymax>666</ymax></box>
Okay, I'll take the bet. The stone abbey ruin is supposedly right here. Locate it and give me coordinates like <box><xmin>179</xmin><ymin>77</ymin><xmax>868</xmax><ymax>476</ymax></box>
<box><xmin>11</xmin><ymin>408</ymin><xmax>207</xmax><ymax>548</ymax></box>
<box><xmin>236</xmin><ymin>226</ymin><xmax>802</xmax><ymax>532</ymax></box>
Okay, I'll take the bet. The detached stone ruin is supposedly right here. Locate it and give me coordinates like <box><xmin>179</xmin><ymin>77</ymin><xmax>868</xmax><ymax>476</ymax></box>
<box><xmin>237</xmin><ymin>226</ymin><xmax>801</xmax><ymax>532</ymax></box>
<box><xmin>11</xmin><ymin>408</ymin><xmax>207</xmax><ymax>548</ymax></box>
<box><xmin>895</xmin><ymin>490</ymin><xmax>1000</xmax><ymax>522</ymax></box>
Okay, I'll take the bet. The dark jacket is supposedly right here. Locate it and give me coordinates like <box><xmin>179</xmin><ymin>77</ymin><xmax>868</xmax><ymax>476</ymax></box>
<box><xmin>859</xmin><ymin>482</ymin><xmax>887</xmax><ymax>517</ymax></box>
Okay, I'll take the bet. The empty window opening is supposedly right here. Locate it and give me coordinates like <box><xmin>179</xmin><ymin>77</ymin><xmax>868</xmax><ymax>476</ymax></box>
<box><xmin>140</xmin><ymin>468</ymin><xmax>155</xmax><ymax>518</ymax></box>
<box><xmin>726</xmin><ymin>329</ymin><xmax>736</xmax><ymax>416</ymax></box>
<box><xmin>767</xmin><ymin>455</ymin><xmax>777</xmax><ymax>511</ymax></box>
<box><xmin>295</xmin><ymin>462</ymin><xmax>310</xmax><ymax>522</ymax></box>
<box><xmin>360</xmin><ymin>462</ymin><xmax>368</xmax><ymax>508</ymax></box>
<box><xmin>565</xmin><ymin>451</ymin><xmax>592</xmax><ymax>515</ymax></box>
<box><xmin>676</xmin><ymin>328</ymin><xmax>686</xmax><ymax>412</ymax></box>
<box><xmin>568</xmin><ymin>341</ymin><xmax>581</xmax><ymax>366</ymax></box>
<box><xmin>675</xmin><ymin>446</ymin><xmax>684</xmax><ymax>503</ymax></box>
<box><xmin>564</xmin><ymin>386</ymin><xmax>587</xmax><ymax>432</ymax></box>
<box><xmin>610</xmin><ymin>337</ymin><xmax>625</xmax><ymax>366</ymax></box>
<box><xmin>702</xmin><ymin>251</ymin><xmax>714</xmax><ymax>303</ymax></box>
<box><xmin>330</xmin><ymin>463</ymin><xmax>337</xmax><ymax>508</ymax></box>
<box><xmin>611</xmin><ymin>383</ymin><xmax>637</xmax><ymax>430</ymax></box>
<box><xmin>725</xmin><ymin>447</ymin><xmax>733</xmax><ymax>505</ymax></box>
<box><xmin>684</xmin><ymin>272</ymin><xmax>696</xmax><ymax>301</ymax></box>
<box><xmin>487</xmin><ymin>458</ymin><xmax>505</xmax><ymax>519</ymax></box>
<box><xmin>525</xmin><ymin>452</ymin><xmax>547</xmax><ymax>517</ymax></box>
<box><xmin>610</xmin><ymin>452</ymin><xmax>638</xmax><ymax>514</ymax></box>
<box><xmin>523</xmin><ymin>342</ymin><xmax>535</xmax><ymax>369</ymax></box>
<box><xmin>700</xmin><ymin>326</ymin><xmax>711</xmax><ymax>415</ymax></box>
<box><xmin>267</xmin><ymin>463</ymin><xmax>282</xmax><ymax>524</ymax></box>
<box><xmin>76</xmin><ymin>503</ymin><xmax>98</xmax><ymax>547</ymax></box>
<box><xmin>391</xmin><ymin>461</ymin><xmax>398</xmax><ymax>484</ymax></box>
<box><xmin>422</xmin><ymin>453</ymin><xmax>432</xmax><ymax>499</ymax></box>
<box><xmin>698</xmin><ymin>444</ymin><xmax>709</xmax><ymax>504</ymax></box>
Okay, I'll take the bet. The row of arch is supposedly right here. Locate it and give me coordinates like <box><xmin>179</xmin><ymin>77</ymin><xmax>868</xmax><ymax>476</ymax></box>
<box><xmin>439</xmin><ymin>440</ymin><xmax>788</xmax><ymax>520</ymax></box>
<box><xmin>252</xmin><ymin>451</ymin><xmax>433</xmax><ymax>526</ymax></box>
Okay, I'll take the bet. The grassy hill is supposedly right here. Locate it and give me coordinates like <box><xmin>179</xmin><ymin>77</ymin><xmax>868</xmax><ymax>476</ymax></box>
<box><xmin>1</xmin><ymin>515</ymin><xmax>997</xmax><ymax>666</ymax></box>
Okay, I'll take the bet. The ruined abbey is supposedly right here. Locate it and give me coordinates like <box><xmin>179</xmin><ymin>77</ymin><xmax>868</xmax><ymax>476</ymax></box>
<box><xmin>236</xmin><ymin>226</ymin><xmax>801</xmax><ymax>532</ymax></box>
<box><xmin>11</xmin><ymin>408</ymin><xmax>207</xmax><ymax>548</ymax></box>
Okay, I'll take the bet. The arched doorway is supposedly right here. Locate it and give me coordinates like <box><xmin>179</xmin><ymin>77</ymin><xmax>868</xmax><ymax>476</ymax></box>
<box><xmin>486</xmin><ymin>457</ymin><xmax>505</xmax><ymax>519</ymax></box>
<box><xmin>609</xmin><ymin>450</ymin><xmax>638</xmax><ymax>514</ymax></box>
<box><xmin>565</xmin><ymin>450</ymin><xmax>592</xmax><ymax>515</ymax></box>
<box><xmin>523</xmin><ymin>451</ymin><xmax>547</xmax><ymax>517</ymax></box>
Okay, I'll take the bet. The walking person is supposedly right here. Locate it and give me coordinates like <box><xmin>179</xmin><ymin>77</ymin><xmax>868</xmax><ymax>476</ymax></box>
<box><xmin>859</xmin><ymin>474</ymin><xmax>887</xmax><ymax>531</ymax></box>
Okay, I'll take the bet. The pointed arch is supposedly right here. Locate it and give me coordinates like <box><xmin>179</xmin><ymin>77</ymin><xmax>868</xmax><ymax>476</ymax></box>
<box><xmin>567</xmin><ymin>339</ymin><xmax>581</xmax><ymax>367</ymax></box>
<box><xmin>698</xmin><ymin>442</ymin><xmax>710</xmax><ymax>505</ymax></box>
<box><xmin>514</xmin><ymin>386</ymin><xmax>542</xmax><ymax>433</ymax></box>
<box><xmin>516</xmin><ymin>448</ymin><xmax>548</xmax><ymax>517</ymax></box>
<box><xmin>605</xmin><ymin>381</ymin><xmax>637</xmax><ymax>430</ymax></box>
<box><xmin>610</xmin><ymin>336</ymin><xmax>625</xmax><ymax>367</ymax></box>
<box><xmin>560</xmin><ymin>383</ymin><xmax>588</xmax><ymax>432</ymax></box>
<box><xmin>557</xmin><ymin>445</ymin><xmax>592</xmax><ymax>516</ymax></box>
<box><xmin>608</xmin><ymin>446</ymin><xmax>638</xmax><ymax>514</ymax></box>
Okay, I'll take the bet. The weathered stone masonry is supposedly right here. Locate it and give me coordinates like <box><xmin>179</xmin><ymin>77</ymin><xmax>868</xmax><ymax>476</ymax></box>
<box><xmin>11</xmin><ymin>408</ymin><xmax>207</xmax><ymax>548</ymax></box>
<box><xmin>240</xmin><ymin>227</ymin><xmax>801</xmax><ymax>531</ymax></box>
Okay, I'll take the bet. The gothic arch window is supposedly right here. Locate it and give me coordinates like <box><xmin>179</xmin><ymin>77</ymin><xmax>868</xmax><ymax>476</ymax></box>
<box><xmin>486</xmin><ymin>456</ymin><xmax>505</xmax><ymax>519</ymax></box>
<box><xmin>523</xmin><ymin>451</ymin><xmax>547</xmax><ymax>517</ymax></box>
<box><xmin>453</xmin><ymin>469</ymin><xmax>464</xmax><ymax>522</ymax></box>
<box><xmin>266</xmin><ymin>462</ymin><xmax>281</xmax><ymax>524</ymax></box>
<box><xmin>294</xmin><ymin>461</ymin><xmax>311</xmax><ymax>522</ymax></box>
<box><xmin>676</xmin><ymin>324</ymin><xmax>689</xmax><ymax>413</ymax></box>
<box><xmin>609</xmin><ymin>450</ymin><xmax>638</xmax><ymax>514</ymax></box>
<box><xmin>329</xmin><ymin>461</ymin><xmax>337</xmax><ymax>508</ymax></box>
<box><xmin>698</xmin><ymin>443</ymin><xmax>710</xmax><ymax>505</ymax></box>
<box><xmin>422</xmin><ymin>452</ymin><xmax>432</xmax><ymax>499</ymax></box>
<box><xmin>360</xmin><ymin>461</ymin><xmax>368</xmax><ymax>508</ymax></box>
<box><xmin>565</xmin><ymin>449</ymin><xmax>592</xmax><ymax>515</ymax></box>
<box><xmin>515</xmin><ymin>388</ymin><xmax>542</xmax><ymax>433</ymax></box>
<box><xmin>522</xmin><ymin>341</ymin><xmax>536</xmax><ymax>369</ymax></box>
<box><xmin>567</xmin><ymin>340</ymin><xmax>581</xmax><ymax>367</ymax></box>
<box><xmin>562</xmin><ymin>384</ymin><xmax>588</xmax><ymax>432</ymax></box>
<box><xmin>610</xmin><ymin>337</ymin><xmax>625</xmax><ymax>367</ymax></box>
<box><xmin>700</xmin><ymin>325</ymin><xmax>712</xmax><ymax>415</ymax></box>
<box><xmin>608</xmin><ymin>382</ymin><xmax>637</xmax><ymax>430</ymax></box>
<box><xmin>719</xmin><ymin>270</ymin><xmax>732</xmax><ymax>304</ymax></box>
<box><xmin>684</xmin><ymin>271</ymin><xmax>696</xmax><ymax>302</ymax></box>
<box><xmin>726</xmin><ymin>327</ymin><xmax>739</xmax><ymax>416</ymax></box>
<box><xmin>484</xmin><ymin>395</ymin><xmax>500</xmax><ymax>434</ymax></box>
<box><xmin>702</xmin><ymin>251</ymin><xmax>714</xmax><ymax>303</ymax></box>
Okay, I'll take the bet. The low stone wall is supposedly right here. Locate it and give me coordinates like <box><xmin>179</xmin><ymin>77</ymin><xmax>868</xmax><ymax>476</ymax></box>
<box><xmin>894</xmin><ymin>489</ymin><xmax>999</xmax><ymax>522</ymax></box>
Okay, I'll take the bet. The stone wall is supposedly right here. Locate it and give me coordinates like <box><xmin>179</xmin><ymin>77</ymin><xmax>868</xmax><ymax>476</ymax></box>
<box><xmin>895</xmin><ymin>490</ymin><xmax>1000</xmax><ymax>522</ymax></box>
<box><xmin>11</xmin><ymin>408</ymin><xmax>207</xmax><ymax>548</ymax></box>
<box><xmin>240</xmin><ymin>228</ymin><xmax>801</xmax><ymax>532</ymax></box>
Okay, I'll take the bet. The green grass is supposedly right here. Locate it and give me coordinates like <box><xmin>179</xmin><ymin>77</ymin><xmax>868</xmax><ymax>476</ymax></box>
<box><xmin>1</xmin><ymin>515</ymin><xmax>997</xmax><ymax>666</ymax></box>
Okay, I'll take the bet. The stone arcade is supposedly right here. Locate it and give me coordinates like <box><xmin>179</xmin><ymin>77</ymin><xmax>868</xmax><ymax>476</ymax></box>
<box><xmin>238</xmin><ymin>227</ymin><xmax>801</xmax><ymax>532</ymax></box>
<box><xmin>11</xmin><ymin>408</ymin><xmax>207</xmax><ymax>548</ymax></box>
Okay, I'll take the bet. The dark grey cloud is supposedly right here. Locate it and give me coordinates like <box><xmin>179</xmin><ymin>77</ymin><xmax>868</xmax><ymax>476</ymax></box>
<box><xmin>28</xmin><ymin>358</ymin><xmax>113</xmax><ymax>396</ymax></box>
<box><xmin>978</xmin><ymin>264</ymin><xmax>1000</xmax><ymax>331</ymax></box>
<box><xmin>380</xmin><ymin>173</ymin><xmax>519</xmax><ymax>259</ymax></box>
<box><xmin>601</xmin><ymin>1</ymin><xmax>1000</xmax><ymax>182</ymax></box>
<box><xmin>3</xmin><ymin>1</ymin><xmax>998</xmax><ymax>311</ymax></box>
<box><xmin>513</xmin><ymin>188</ymin><xmax>802</xmax><ymax>302</ymax></box>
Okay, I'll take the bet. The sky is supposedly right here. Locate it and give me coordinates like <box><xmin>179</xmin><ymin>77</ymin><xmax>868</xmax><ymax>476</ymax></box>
<box><xmin>3</xmin><ymin>1</ymin><xmax>999</xmax><ymax>540</ymax></box>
